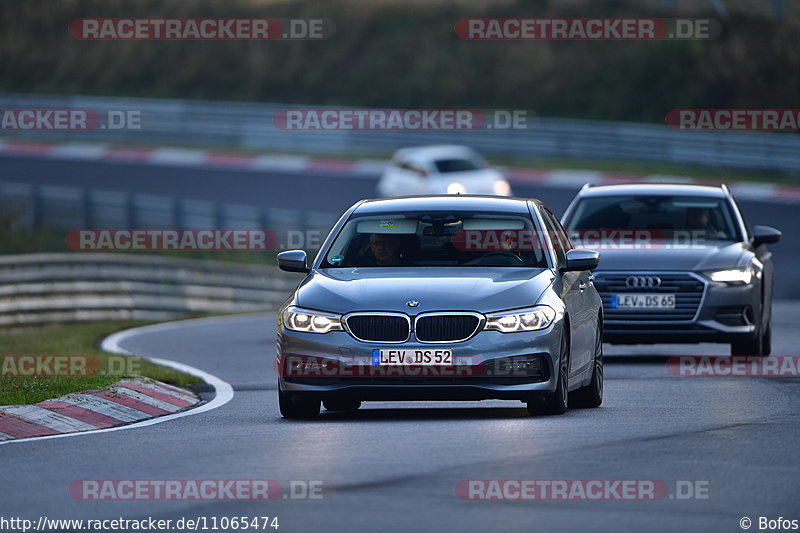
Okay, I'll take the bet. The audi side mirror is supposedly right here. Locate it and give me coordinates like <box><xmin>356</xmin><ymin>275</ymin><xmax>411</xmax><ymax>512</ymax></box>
<box><xmin>752</xmin><ymin>225</ymin><xmax>781</xmax><ymax>247</ymax></box>
<box><xmin>561</xmin><ymin>249</ymin><xmax>600</xmax><ymax>272</ymax></box>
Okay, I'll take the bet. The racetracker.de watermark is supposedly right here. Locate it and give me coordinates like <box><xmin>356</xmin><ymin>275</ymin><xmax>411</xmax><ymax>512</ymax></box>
<box><xmin>68</xmin><ymin>18</ymin><xmax>334</xmax><ymax>40</ymax></box>
<box><xmin>277</xmin><ymin>355</ymin><xmax>532</xmax><ymax>378</ymax></box>
<box><xmin>66</xmin><ymin>229</ymin><xmax>330</xmax><ymax>251</ymax></box>
<box><xmin>69</xmin><ymin>480</ymin><xmax>326</xmax><ymax>500</ymax></box>
<box><xmin>455</xmin><ymin>18</ymin><xmax>720</xmax><ymax>40</ymax></box>
<box><xmin>450</xmin><ymin>229</ymin><xmax>714</xmax><ymax>252</ymax></box>
<box><xmin>274</xmin><ymin>109</ymin><xmax>534</xmax><ymax>130</ymax></box>
<box><xmin>67</xmin><ymin>230</ymin><xmax>279</xmax><ymax>252</ymax></box>
<box><xmin>0</xmin><ymin>355</ymin><xmax>141</xmax><ymax>377</ymax></box>
<box><xmin>1</xmin><ymin>109</ymin><xmax>141</xmax><ymax>131</ymax></box>
<box><xmin>456</xmin><ymin>479</ymin><xmax>710</xmax><ymax>500</ymax></box>
<box><xmin>666</xmin><ymin>109</ymin><xmax>800</xmax><ymax>131</ymax></box>
<box><xmin>667</xmin><ymin>356</ymin><xmax>800</xmax><ymax>377</ymax></box>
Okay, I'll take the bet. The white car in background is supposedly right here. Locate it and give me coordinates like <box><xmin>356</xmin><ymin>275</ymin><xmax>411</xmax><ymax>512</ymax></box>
<box><xmin>376</xmin><ymin>145</ymin><xmax>512</xmax><ymax>197</ymax></box>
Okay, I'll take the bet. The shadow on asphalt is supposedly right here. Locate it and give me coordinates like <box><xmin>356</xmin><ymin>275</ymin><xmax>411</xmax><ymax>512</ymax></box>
<box><xmin>279</xmin><ymin>405</ymin><xmax>607</xmax><ymax>422</ymax></box>
<box><xmin>314</xmin><ymin>408</ymin><xmax>526</xmax><ymax>421</ymax></box>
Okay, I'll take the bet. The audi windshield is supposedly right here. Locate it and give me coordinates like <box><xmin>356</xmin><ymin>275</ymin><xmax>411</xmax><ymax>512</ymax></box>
<box><xmin>564</xmin><ymin>195</ymin><xmax>742</xmax><ymax>242</ymax></box>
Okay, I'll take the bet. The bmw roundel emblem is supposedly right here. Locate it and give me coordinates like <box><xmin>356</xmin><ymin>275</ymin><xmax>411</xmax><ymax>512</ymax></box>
<box><xmin>406</xmin><ymin>300</ymin><xmax>420</xmax><ymax>308</ymax></box>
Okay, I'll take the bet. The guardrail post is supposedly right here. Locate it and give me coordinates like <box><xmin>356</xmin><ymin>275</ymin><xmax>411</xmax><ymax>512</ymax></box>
<box><xmin>126</xmin><ymin>192</ymin><xmax>136</xmax><ymax>229</ymax></box>
<box><xmin>31</xmin><ymin>185</ymin><xmax>41</xmax><ymax>229</ymax></box>
<box><xmin>81</xmin><ymin>188</ymin><xmax>91</xmax><ymax>229</ymax></box>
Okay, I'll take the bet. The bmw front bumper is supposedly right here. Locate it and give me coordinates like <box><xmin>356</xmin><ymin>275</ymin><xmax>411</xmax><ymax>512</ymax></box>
<box><xmin>276</xmin><ymin>322</ymin><xmax>564</xmax><ymax>402</ymax></box>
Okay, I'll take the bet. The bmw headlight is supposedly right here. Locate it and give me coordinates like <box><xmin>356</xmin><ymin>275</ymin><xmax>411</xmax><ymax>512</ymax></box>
<box><xmin>484</xmin><ymin>305</ymin><xmax>556</xmax><ymax>333</ymax></box>
<box><xmin>705</xmin><ymin>267</ymin><xmax>753</xmax><ymax>285</ymax></box>
<box><xmin>282</xmin><ymin>307</ymin><xmax>343</xmax><ymax>334</ymax></box>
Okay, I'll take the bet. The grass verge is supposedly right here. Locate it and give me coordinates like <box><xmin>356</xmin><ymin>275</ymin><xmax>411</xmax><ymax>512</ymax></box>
<box><xmin>0</xmin><ymin>321</ymin><xmax>203</xmax><ymax>406</ymax></box>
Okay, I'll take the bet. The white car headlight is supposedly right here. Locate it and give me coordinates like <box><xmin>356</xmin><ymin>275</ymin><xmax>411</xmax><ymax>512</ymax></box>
<box><xmin>282</xmin><ymin>307</ymin><xmax>343</xmax><ymax>333</ymax></box>
<box><xmin>706</xmin><ymin>267</ymin><xmax>753</xmax><ymax>285</ymax></box>
<box><xmin>492</xmin><ymin>180</ymin><xmax>512</xmax><ymax>196</ymax></box>
<box><xmin>447</xmin><ymin>182</ymin><xmax>467</xmax><ymax>194</ymax></box>
<box><xmin>484</xmin><ymin>305</ymin><xmax>556</xmax><ymax>333</ymax></box>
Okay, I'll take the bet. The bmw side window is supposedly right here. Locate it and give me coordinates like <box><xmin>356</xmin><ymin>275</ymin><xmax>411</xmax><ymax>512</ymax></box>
<box><xmin>540</xmin><ymin>209</ymin><xmax>566</xmax><ymax>266</ymax></box>
<box><xmin>546</xmin><ymin>208</ymin><xmax>575</xmax><ymax>253</ymax></box>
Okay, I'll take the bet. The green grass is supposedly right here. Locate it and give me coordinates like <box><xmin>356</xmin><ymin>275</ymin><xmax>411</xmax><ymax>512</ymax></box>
<box><xmin>2</xmin><ymin>0</ymin><xmax>800</xmax><ymax>124</ymax></box>
<box><xmin>0</xmin><ymin>321</ymin><xmax>203</xmax><ymax>406</ymax></box>
<box><xmin>492</xmin><ymin>156</ymin><xmax>800</xmax><ymax>186</ymax></box>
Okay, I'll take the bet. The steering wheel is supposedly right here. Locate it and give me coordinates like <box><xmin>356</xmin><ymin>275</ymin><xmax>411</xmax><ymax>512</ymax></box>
<box><xmin>466</xmin><ymin>251</ymin><xmax>526</xmax><ymax>266</ymax></box>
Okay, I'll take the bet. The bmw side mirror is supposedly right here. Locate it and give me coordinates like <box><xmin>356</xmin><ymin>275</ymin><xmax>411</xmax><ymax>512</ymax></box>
<box><xmin>561</xmin><ymin>249</ymin><xmax>600</xmax><ymax>272</ymax></box>
<box><xmin>277</xmin><ymin>250</ymin><xmax>309</xmax><ymax>273</ymax></box>
<box><xmin>752</xmin><ymin>225</ymin><xmax>781</xmax><ymax>247</ymax></box>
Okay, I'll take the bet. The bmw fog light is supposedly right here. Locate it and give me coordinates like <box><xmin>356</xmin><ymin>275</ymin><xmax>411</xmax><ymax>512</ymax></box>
<box><xmin>485</xmin><ymin>356</ymin><xmax>545</xmax><ymax>377</ymax></box>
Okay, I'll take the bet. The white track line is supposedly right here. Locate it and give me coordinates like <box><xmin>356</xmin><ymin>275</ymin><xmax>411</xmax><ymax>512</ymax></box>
<box><xmin>0</xmin><ymin>315</ymin><xmax>238</xmax><ymax>445</ymax></box>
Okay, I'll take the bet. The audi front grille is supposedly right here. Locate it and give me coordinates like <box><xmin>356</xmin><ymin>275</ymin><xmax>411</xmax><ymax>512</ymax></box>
<box><xmin>594</xmin><ymin>272</ymin><xmax>706</xmax><ymax>322</ymax></box>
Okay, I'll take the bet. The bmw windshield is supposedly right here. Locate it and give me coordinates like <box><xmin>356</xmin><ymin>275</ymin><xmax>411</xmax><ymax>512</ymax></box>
<box><xmin>321</xmin><ymin>211</ymin><xmax>549</xmax><ymax>268</ymax></box>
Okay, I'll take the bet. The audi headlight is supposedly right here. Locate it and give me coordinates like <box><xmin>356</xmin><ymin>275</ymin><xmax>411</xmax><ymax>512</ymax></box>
<box><xmin>706</xmin><ymin>267</ymin><xmax>753</xmax><ymax>285</ymax></box>
<box><xmin>484</xmin><ymin>305</ymin><xmax>556</xmax><ymax>333</ymax></box>
<box><xmin>282</xmin><ymin>307</ymin><xmax>343</xmax><ymax>334</ymax></box>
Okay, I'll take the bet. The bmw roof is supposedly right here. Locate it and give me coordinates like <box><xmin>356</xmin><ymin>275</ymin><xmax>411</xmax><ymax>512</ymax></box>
<box><xmin>353</xmin><ymin>195</ymin><xmax>538</xmax><ymax>214</ymax></box>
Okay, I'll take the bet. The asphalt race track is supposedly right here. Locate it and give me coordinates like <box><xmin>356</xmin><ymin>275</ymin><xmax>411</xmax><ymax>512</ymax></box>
<box><xmin>1</xmin><ymin>154</ymin><xmax>800</xmax><ymax>532</ymax></box>
<box><xmin>2</xmin><ymin>153</ymin><xmax>799</xmax><ymax>298</ymax></box>
<box><xmin>1</xmin><ymin>303</ymin><xmax>799</xmax><ymax>532</ymax></box>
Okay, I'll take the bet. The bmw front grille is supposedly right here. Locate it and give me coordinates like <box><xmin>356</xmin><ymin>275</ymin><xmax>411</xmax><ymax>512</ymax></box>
<box><xmin>343</xmin><ymin>312</ymin><xmax>484</xmax><ymax>343</ymax></box>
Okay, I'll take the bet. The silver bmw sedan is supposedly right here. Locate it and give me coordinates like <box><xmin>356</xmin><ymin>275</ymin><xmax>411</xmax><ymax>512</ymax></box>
<box><xmin>275</xmin><ymin>195</ymin><xmax>603</xmax><ymax>418</ymax></box>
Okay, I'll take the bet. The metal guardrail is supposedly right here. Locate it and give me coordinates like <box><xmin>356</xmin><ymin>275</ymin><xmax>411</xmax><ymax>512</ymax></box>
<box><xmin>0</xmin><ymin>179</ymin><xmax>339</xmax><ymax>236</ymax></box>
<box><xmin>2</xmin><ymin>93</ymin><xmax>800</xmax><ymax>172</ymax></box>
<box><xmin>0</xmin><ymin>253</ymin><xmax>300</xmax><ymax>326</ymax></box>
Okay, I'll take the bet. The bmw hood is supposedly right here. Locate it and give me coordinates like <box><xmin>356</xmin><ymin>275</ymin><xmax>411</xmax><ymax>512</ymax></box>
<box><xmin>587</xmin><ymin>241</ymin><xmax>748</xmax><ymax>272</ymax></box>
<box><xmin>293</xmin><ymin>267</ymin><xmax>554</xmax><ymax>314</ymax></box>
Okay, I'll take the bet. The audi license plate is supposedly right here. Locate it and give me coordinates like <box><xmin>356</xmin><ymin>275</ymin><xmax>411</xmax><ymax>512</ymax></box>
<box><xmin>373</xmin><ymin>349</ymin><xmax>453</xmax><ymax>365</ymax></box>
<box><xmin>612</xmin><ymin>294</ymin><xmax>676</xmax><ymax>309</ymax></box>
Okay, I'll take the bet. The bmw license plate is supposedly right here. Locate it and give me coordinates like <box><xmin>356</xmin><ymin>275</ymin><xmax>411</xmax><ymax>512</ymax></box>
<box><xmin>373</xmin><ymin>349</ymin><xmax>453</xmax><ymax>365</ymax></box>
<box><xmin>612</xmin><ymin>293</ymin><xmax>676</xmax><ymax>309</ymax></box>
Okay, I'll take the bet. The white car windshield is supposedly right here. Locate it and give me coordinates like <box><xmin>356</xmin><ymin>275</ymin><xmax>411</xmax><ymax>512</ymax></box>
<box><xmin>433</xmin><ymin>158</ymin><xmax>482</xmax><ymax>173</ymax></box>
